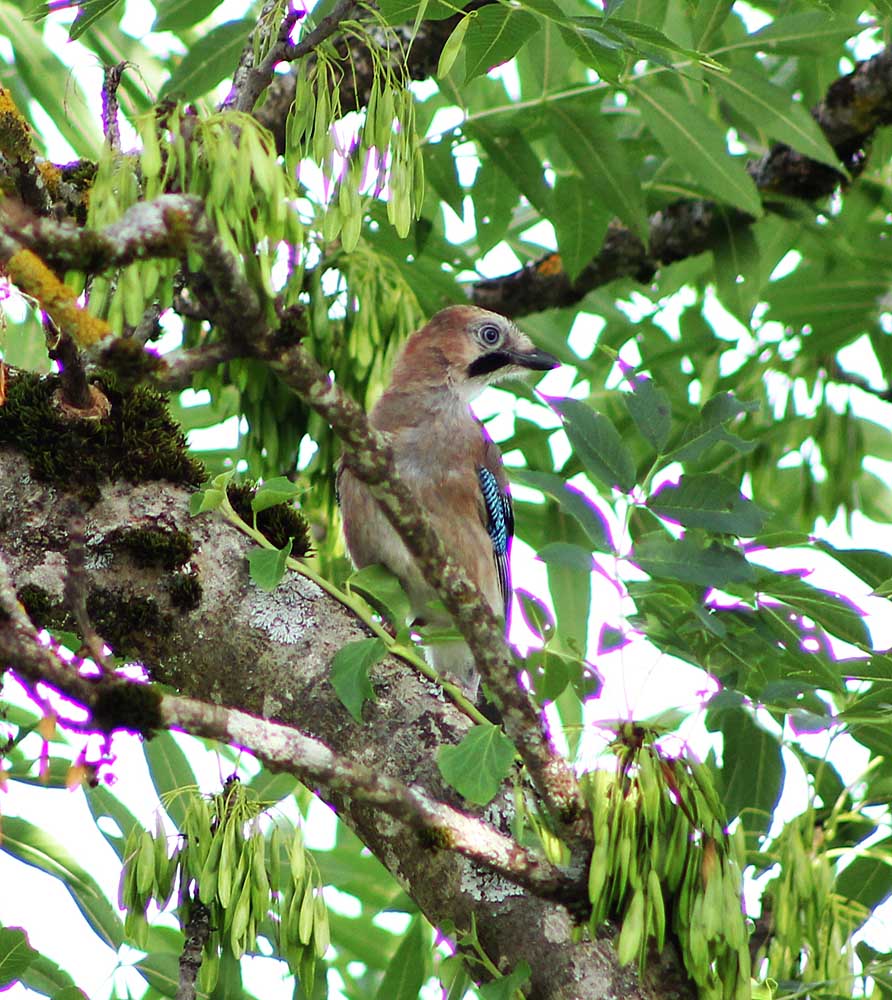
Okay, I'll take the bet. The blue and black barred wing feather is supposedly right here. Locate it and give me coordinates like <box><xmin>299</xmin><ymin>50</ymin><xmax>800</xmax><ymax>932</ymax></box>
<box><xmin>477</xmin><ymin>462</ymin><xmax>514</xmax><ymax>618</ymax></box>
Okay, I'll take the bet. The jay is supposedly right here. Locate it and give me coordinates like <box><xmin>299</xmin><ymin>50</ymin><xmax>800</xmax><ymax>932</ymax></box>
<box><xmin>337</xmin><ymin>305</ymin><xmax>559</xmax><ymax>698</ymax></box>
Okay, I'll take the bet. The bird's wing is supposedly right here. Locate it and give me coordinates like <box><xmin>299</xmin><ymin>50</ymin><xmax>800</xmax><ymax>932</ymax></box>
<box><xmin>476</xmin><ymin>439</ymin><xmax>513</xmax><ymax>617</ymax></box>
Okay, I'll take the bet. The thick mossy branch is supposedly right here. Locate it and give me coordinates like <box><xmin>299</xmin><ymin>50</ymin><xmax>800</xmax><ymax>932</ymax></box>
<box><xmin>109</xmin><ymin>526</ymin><xmax>194</xmax><ymax>570</ymax></box>
<box><xmin>92</xmin><ymin>681</ymin><xmax>164</xmax><ymax>736</ymax></box>
<box><xmin>0</xmin><ymin>369</ymin><xmax>204</xmax><ymax>503</ymax></box>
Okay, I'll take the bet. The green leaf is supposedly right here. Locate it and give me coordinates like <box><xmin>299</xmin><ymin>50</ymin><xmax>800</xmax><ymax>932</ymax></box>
<box><xmin>464</xmin><ymin>5</ymin><xmax>539</xmax><ymax>83</ymax></box>
<box><xmin>537</xmin><ymin>541</ymin><xmax>594</xmax><ymax>572</ymax></box>
<box><xmin>190</xmin><ymin>488</ymin><xmax>224</xmax><ymax>515</ymax></box>
<box><xmin>68</xmin><ymin>0</ymin><xmax>121</xmax><ymax>39</ymax></box>
<box><xmin>515</xmin><ymin>588</ymin><xmax>555</xmax><ymax>642</ymax></box>
<box><xmin>252</xmin><ymin>476</ymin><xmax>300</xmax><ymax>512</ymax></box>
<box><xmin>437</xmin><ymin>723</ymin><xmax>516</xmax><ymax>805</ymax></box>
<box><xmin>470</xmin><ymin>125</ymin><xmax>551</xmax><ymax>217</ymax></box>
<box><xmin>633</xmin><ymin>532</ymin><xmax>754</xmax><ymax>587</ymax></box>
<box><xmin>756</xmin><ymin>570</ymin><xmax>871</xmax><ymax>648</ymax></box>
<box><xmin>552</xmin><ymin>102</ymin><xmax>648</xmax><ymax>237</ymax></box>
<box><xmin>692</xmin><ymin>0</ymin><xmax>733</xmax><ymax>47</ymax></box>
<box><xmin>710</xmin><ymin>66</ymin><xmax>842</xmax><ymax>172</ymax></box>
<box><xmin>0</xmin><ymin>10</ymin><xmax>100</xmax><ymax>156</ymax></box>
<box><xmin>85</xmin><ymin>784</ymin><xmax>141</xmax><ymax>860</ymax></box>
<box><xmin>47</xmin><ymin>987</ymin><xmax>86</xmax><ymax>1000</ymax></box>
<box><xmin>143</xmin><ymin>730</ymin><xmax>198</xmax><ymax>829</ymax></box>
<box><xmin>0</xmin><ymin>926</ymin><xmax>37</xmax><ymax>988</ymax></box>
<box><xmin>424</xmin><ymin>138</ymin><xmax>464</xmax><ymax>217</ymax></box>
<box><xmin>153</xmin><ymin>0</ymin><xmax>222</xmax><ymax>31</ymax></box>
<box><xmin>636</xmin><ymin>84</ymin><xmax>762</xmax><ymax>217</ymax></box>
<box><xmin>671</xmin><ymin>391</ymin><xmax>758</xmax><ymax>463</ymax></box>
<box><xmin>17</xmin><ymin>951</ymin><xmax>77</xmax><ymax>997</ymax></box>
<box><xmin>509</xmin><ymin>468</ymin><xmax>613</xmax><ymax>551</ymax></box>
<box><xmin>376</xmin><ymin>0</ymin><xmax>453</xmax><ymax>23</ymax></box>
<box><xmin>764</xmin><ymin>267</ymin><xmax>883</xmax><ymax>334</ymax></box>
<box><xmin>710</xmin><ymin>706</ymin><xmax>784</xmax><ymax>838</ymax></box>
<box><xmin>330</xmin><ymin>638</ymin><xmax>385</xmax><ymax>722</ymax></box>
<box><xmin>597</xmin><ymin>623</ymin><xmax>628</xmax><ymax>654</ymax></box>
<box><xmin>160</xmin><ymin>19</ymin><xmax>254</xmax><ymax>100</ymax></box>
<box><xmin>647</xmin><ymin>474</ymin><xmax>768</xmax><ymax>535</ymax></box>
<box><xmin>624</xmin><ymin>375</ymin><xmax>671</xmax><ymax>452</ymax></box>
<box><xmin>816</xmin><ymin>542</ymin><xmax>892</xmax><ymax>592</ymax></box>
<box><xmin>0</xmin><ymin>817</ymin><xmax>125</xmax><ymax>950</ymax></box>
<box><xmin>244</xmin><ymin>767</ymin><xmax>297</xmax><ymax>803</ymax></box>
<box><xmin>374</xmin><ymin>916</ymin><xmax>427</xmax><ymax>1000</ymax></box>
<box><xmin>550</xmin><ymin>174</ymin><xmax>610</xmax><ymax>282</ymax></box>
<box><xmin>559</xmin><ymin>23</ymin><xmax>625</xmax><ymax>80</ymax></box>
<box><xmin>835</xmin><ymin>840</ymin><xmax>892</xmax><ymax>915</ymax></box>
<box><xmin>347</xmin><ymin>564</ymin><xmax>412</xmax><ymax>627</ymax></box>
<box><xmin>134</xmin><ymin>952</ymin><xmax>182</xmax><ymax>996</ymax></box>
<box><xmin>479</xmin><ymin>961</ymin><xmax>532</xmax><ymax>1000</ymax></box>
<box><xmin>747</xmin><ymin>12</ymin><xmax>857</xmax><ymax>55</ymax></box>
<box><xmin>547</xmin><ymin>397</ymin><xmax>636</xmax><ymax>493</ymax></box>
<box><xmin>712</xmin><ymin>207</ymin><xmax>761</xmax><ymax>322</ymax></box>
<box><xmin>248</xmin><ymin>538</ymin><xmax>293</xmax><ymax>591</ymax></box>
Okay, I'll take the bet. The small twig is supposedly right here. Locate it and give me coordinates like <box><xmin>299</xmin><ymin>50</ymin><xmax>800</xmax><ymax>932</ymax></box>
<box><xmin>232</xmin><ymin>0</ymin><xmax>359</xmax><ymax>114</ymax></box>
<box><xmin>153</xmin><ymin>341</ymin><xmax>243</xmax><ymax>391</ymax></box>
<box><xmin>44</xmin><ymin>316</ymin><xmax>94</xmax><ymax>411</ymax></box>
<box><xmin>0</xmin><ymin>554</ymin><xmax>98</xmax><ymax>708</ymax></box>
<box><xmin>176</xmin><ymin>900</ymin><xmax>210</xmax><ymax>1000</ymax></box>
<box><xmin>279</xmin><ymin>0</ymin><xmax>358</xmax><ymax>62</ymax></box>
<box><xmin>102</xmin><ymin>63</ymin><xmax>126</xmax><ymax>152</ymax></box>
<box><xmin>132</xmin><ymin>302</ymin><xmax>163</xmax><ymax>345</ymax></box>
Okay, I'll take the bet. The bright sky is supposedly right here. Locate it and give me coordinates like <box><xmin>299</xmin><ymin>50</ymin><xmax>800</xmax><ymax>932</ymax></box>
<box><xmin>3</xmin><ymin>1</ymin><xmax>892</xmax><ymax>996</ymax></box>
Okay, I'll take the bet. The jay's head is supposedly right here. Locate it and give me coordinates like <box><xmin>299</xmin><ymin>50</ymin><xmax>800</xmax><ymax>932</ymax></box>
<box><xmin>392</xmin><ymin>305</ymin><xmax>559</xmax><ymax>400</ymax></box>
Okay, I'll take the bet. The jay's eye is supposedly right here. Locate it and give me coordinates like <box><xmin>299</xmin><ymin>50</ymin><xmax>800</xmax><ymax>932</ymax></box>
<box><xmin>479</xmin><ymin>324</ymin><xmax>502</xmax><ymax>346</ymax></box>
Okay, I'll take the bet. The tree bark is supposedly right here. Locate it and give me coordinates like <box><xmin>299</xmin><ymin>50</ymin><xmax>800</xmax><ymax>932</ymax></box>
<box><xmin>0</xmin><ymin>447</ymin><xmax>677</xmax><ymax>1000</ymax></box>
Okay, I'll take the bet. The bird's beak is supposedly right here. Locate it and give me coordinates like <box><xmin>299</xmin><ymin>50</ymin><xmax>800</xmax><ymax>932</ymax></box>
<box><xmin>510</xmin><ymin>347</ymin><xmax>560</xmax><ymax>372</ymax></box>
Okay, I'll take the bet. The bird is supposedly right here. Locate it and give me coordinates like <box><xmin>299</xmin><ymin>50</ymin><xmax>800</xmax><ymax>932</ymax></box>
<box><xmin>337</xmin><ymin>304</ymin><xmax>559</xmax><ymax>699</ymax></box>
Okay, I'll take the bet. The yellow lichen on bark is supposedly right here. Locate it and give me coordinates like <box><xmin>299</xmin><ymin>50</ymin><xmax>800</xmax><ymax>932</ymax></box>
<box><xmin>0</xmin><ymin>84</ymin><xmax>35</xmax><ymax>162</ymax></box>
<box><xmin>5</xmin><ymin>249</ymin><xmax>112</xmax><ymax>346</ymax></box>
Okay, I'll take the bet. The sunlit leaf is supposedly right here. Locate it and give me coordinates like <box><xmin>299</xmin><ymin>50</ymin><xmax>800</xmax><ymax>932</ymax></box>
<box><xmin>0</xmin><ymin>817</ymin><xmax>125</xmax><ymax>950</ymax></box>
<box><xmin>633</xmin><ymin>532</ymin><xmax>755</xmax><ymax>587</ymax></box>
<box><xmin>648</xmin><ymin>474</ymin><xmax>768</xmax><ymax>536</ymax></box>
<box><xmin>437</xmin><ymin>723</ymin><xmax>515</xmax><ymax>804</ymax></box>
<box><xmin>637</xmin><ymin>85</ymin><xmax>762</xmax><ymax>217</ymax></box>
<box><xmin>464</xmin><ymin>5</ymin><xmax>539</xmax><ymax>83</ymax></box>
<box><xmin>330</xmin><ymin>638</ymin><xmax>385</xmax><ymax>722</ymax></box>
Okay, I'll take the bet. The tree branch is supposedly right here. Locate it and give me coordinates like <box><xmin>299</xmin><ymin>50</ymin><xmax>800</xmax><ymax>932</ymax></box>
<box><xmin>472</xmin><ymin>43</ymin><xmax>892</xmax><ymax>318</ymax></box>
<box><xmin>225</xmin><ymin>0</ymin><xmax>360</xmax><ymax>115</ymax></box>
<box><xmin>0</xmin><ymin>450</ymin><xmax>665</xmax><ymax>1000</ymax></box>
<box><xmin>260</xmin><ymin>340</ymin><xmax>590</xmax><ymax>854</ymax></box>
<box><xmin>0</xmin><ymin>546</ymin><xmax>575</xmax><ymax>903</ymax></box>
<box><xmin>162</xmin><ymin>695</ymin><xmax>575</xmax><ymax>901</ymax></box>
<box><xmin>0</xmin><ymin>191</ymin><xmax>590</xmax><ymax>856</ymax></box>
<box><xmin>176</xmin><ymin>901</ymin><xmax>210</xmax><ymax>1000</ymax></box>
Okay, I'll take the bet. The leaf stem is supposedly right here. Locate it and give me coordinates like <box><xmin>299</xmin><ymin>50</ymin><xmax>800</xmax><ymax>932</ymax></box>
<box><xmin>217</xmin><ymin>496</ymin><xmax>489</xmax><ymax>725</ymax></box>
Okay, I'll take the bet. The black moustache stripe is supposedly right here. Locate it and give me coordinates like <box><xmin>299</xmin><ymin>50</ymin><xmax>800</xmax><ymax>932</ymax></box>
<box><xmin>467</xmin><ymin>351</ymin><xmax>513</xmax><ymax>377</ymax></box>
